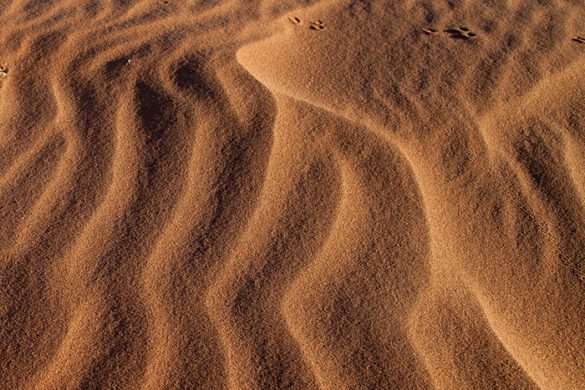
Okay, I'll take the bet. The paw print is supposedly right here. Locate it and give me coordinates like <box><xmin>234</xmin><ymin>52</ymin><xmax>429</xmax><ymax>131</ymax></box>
<box><xmin>572</xmin><ymin>36</ymin><xmax>585</xmax><ymax>44</ymax></box>
<box><xmin>422</xmin><ymin>28</ymin><xmax>438</xmax><ymax>35</ymax></box>
<box><xmin>288</xmin><ymin>16</ymin><xmax>302</xmax><ymax>26</ymax></box>
<box><xmin>310</xmin><ymin>20</ymin><xmax>325</xmax><ymax>31</ymax></box>
<box><xmin>444</xmin><ymin>27</ymin><xmax>478</xmax><ymax>40</ymax></box>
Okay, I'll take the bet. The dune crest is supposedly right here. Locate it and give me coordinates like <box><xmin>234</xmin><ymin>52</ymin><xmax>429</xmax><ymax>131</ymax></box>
<box><xmin>1</xmin><ymin>0</ymin><xmax>584</xmax><ymax>388</ymax></box>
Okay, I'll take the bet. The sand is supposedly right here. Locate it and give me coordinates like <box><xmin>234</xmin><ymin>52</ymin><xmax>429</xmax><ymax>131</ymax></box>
<box><xmin>0</xmin><ymin>0</ymin><xmax>584</xmax><ymax>389</ymax></box>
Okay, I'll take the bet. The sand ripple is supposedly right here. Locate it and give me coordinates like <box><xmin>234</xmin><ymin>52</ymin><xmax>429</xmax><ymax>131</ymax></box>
<box><xmin>0</xmin><ymin>0</ymin><xmax>584</xmax><ymax>389</ymax></box>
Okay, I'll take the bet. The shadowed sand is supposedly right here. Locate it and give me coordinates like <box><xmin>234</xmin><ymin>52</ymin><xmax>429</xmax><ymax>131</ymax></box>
<box><xmin>0</xmin><ymin>0</ymin><xmax>584</xmax><ymax>389</ymax></box>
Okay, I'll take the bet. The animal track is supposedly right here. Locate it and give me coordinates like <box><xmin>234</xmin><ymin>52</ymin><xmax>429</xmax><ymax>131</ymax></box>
<box><xmin>310</xmin><ymin>20</ymin><xmax>325</xmax><ymax>31</ymax></box>
<box><xmin>289</xmin><ymin>16</ymin><xmax>302</xmax><ymax>26</ymax></box>
<box><xmin>573</xmin><ymin>36</ymin><xmax>585</xmax><ymax>44</ymax></box>
<box><xmin>422</xmin><ymin>26</ymin><xmax>477</xmax><ymax>41</ymax></box>
<box><xmin>288</xmin><ymin>16</ymin><xmax>325</xmax><ymax>31</ymax></box>
<box><xmin>444</xmin><ymin>27</ymin><xmax>478</xmax><ymax>40</ymax></box>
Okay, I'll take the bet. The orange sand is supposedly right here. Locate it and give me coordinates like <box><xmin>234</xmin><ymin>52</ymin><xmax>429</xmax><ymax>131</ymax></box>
<box><xmin>0</xmin><ymin>0</ymin><xmax>584</xmax><ymax>389</ymax></box>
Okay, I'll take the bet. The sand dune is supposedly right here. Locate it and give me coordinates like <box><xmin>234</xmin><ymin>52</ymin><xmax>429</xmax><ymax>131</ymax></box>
<box><xmin>0</xmin><ymin>0</ymin><xmax>584</xmax><ymax>388</ymax></box>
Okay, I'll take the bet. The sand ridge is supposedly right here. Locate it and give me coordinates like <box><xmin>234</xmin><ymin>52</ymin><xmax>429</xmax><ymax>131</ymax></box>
<box><xmin>0</xmin><ymin>0</ymin><xmax>584</xmax><ymax>389</ymax></box>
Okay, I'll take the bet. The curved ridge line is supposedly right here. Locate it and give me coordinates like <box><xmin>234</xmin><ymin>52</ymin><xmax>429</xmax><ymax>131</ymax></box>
<box><xmin>25</xmin><ymin>78</ymin><xmax>140</xmax><ymax>390</ymax></box>
<box><xmin>142</xmin><ymin>49</ymin><xmax>279</xmax><ymax>389</ymax></box>
<box><xmin>233</xmin><ymin>29</ymin><xmax>545</xmax><ymax>389</ymax></box>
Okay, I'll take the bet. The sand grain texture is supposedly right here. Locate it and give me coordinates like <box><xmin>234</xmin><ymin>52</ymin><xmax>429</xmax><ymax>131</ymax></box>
<box><xmin>0</xmin><ymin>0</ymin><xmax>584</xmax><ymax>389</ymax></box>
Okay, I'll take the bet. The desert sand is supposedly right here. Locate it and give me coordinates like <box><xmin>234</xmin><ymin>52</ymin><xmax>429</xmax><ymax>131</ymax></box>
<box><xmin>0</xmin><ymin>0</ymin><xmax>584</xmax><ymax>389</ymax></box>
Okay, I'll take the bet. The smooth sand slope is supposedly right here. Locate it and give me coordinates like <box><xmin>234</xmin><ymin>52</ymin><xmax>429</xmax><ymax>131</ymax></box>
<box><xmin>0</xmin><ymin>0</ymin><xmax>584</xmax><ymax>389</ymax></box>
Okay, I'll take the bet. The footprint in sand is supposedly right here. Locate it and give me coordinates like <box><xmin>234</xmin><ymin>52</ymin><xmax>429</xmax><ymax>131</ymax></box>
<box><xmin>309</xmin><ymin>20</ymin><xmax>325</xmax><ymax>31</ymax></box>
<box><xmin>288</xmin><ymin>16</ymin><xmax>302</xmax><ymax>26</ymax></box>
<box><xmin>572</xmin><ymin>36</ymin><xmax>585</xmax><ymax>44</ymax></box>
<box><xmin>444</xmin><ymin>26</ymin><xmax>478</xmax><ymax>40</ymax></box>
